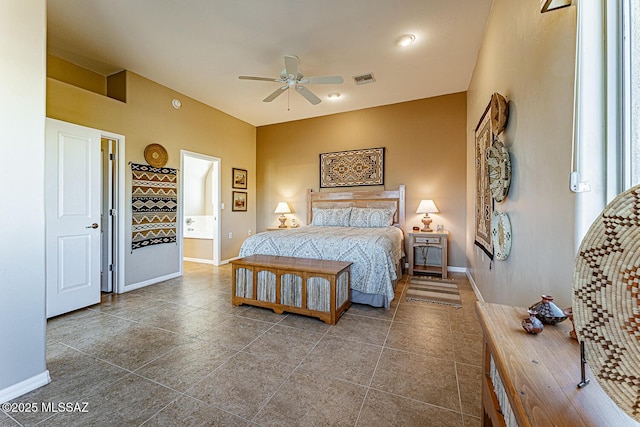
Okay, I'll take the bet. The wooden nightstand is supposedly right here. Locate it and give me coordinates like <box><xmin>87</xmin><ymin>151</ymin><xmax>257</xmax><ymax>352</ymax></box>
<box><xmin>407</xmin><ymin>231</ymin><xmax>449</xmax><ymax>278</ymax></box>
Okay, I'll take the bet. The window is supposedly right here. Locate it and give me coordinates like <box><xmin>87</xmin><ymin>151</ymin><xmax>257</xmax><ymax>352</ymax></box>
<box><xmin>573</xmin><ymin>0</ymin><xmax>639</xmax><ymax>249</ymax></box>
<box><xmin>625</xmin><ymin>0</ymin><xmax>640</xmax><ymax>188</ymax></box>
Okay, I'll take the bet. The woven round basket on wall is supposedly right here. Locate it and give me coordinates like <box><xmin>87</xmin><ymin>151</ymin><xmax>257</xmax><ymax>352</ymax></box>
<box><xmin>490</xmin><ymin>92</ymin><xmax>508</xmax><ymax>135</ymax></box>
<box><xmin>573</xmin><ymin>184</ymin><xmax>640</xmax><ymax>422</ymax></box>
<box><xmin>144</xmin><ymin>143</ymin><xmax>168</xmax><ymax>168</ymax></box>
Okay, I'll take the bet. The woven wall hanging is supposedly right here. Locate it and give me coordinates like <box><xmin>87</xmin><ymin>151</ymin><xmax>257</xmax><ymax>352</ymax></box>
<box><xmin>573</xmin><ymin>184</ymin><xmax>640</xmax><ymax>422</ymax></box>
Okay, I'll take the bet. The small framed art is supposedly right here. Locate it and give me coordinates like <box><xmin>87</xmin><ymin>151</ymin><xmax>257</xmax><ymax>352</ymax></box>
<box><xmin>232</xmin><ymin>168</ymin><xmax>247</xmax><ymax>189</ymax></box>
<box><xmin>232</xmin><ymin>191</ymin><xmax>247</xmax><ymax>211</ymax></box>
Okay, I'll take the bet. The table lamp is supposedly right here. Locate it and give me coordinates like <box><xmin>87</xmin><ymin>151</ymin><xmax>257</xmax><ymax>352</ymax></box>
<box><xmin>416</xmin><ymin>200</ymin><xmax>439</xmax><ymax>232</ymax></box>
<box><xmin>274</xmin><ymin>202</ymin><xmax>291</xmax><ymax>228</ymax></box>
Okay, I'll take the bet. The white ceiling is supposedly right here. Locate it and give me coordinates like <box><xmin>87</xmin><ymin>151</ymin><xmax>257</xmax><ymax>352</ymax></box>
<box><xmin>47</xmin><ymin>0</ymin><xmax>493</xmax><ymax>127</ymax></box>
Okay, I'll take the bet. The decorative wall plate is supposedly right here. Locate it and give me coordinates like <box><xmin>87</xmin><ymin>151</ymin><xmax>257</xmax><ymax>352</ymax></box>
<box><xmin>487</xmin><ymin>138</ymin><xmax>511</xmax><ymax>202</ymax></box>
<box><xmin>491</xmin><ymin>211</ymin><xmax>511</xmax><ymax>260</ymax></box>
<box><xmin>573</xmin><ymin>185</ymin><xmax>640</xmax><ymax>422</ymax></box>
<box><xmin>144</xmin><ymin>143</ymin><xmax>168</xmax><ymax>168</ymax></box>
<box><xmin>490</xmin><ymin>92</ymin><xmax>508</xmax><ymax>135</ymax></box>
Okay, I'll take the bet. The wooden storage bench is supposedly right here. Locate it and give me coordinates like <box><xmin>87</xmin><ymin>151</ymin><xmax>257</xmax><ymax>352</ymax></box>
<box><xmin>231</xmin><ymin>254</ymin><xmax>351</xmax><ymax>324</ymax></box>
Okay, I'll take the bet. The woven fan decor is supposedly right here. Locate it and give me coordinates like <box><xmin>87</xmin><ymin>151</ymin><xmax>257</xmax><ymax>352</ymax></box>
<box><xmin>573</xmin><ymin>184</ymin><xmax>640</xmax><ymax>422</ymax></box>
<box><xmin>144</xmin><ymin>143</ymin><xmax>168</xmax><ymax>167</ymax></box>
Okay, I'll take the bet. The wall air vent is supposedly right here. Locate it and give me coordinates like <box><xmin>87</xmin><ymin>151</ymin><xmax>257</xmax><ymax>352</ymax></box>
<box><xmin>353</xmin><ymin>73</ymin><xmax>376</xmax><ymax>85</ymax></box>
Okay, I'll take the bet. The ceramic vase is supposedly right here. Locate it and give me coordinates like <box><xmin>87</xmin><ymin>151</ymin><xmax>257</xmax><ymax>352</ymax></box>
<box><xmin>528</xmin><ymin>295</ymin><xmax>568</xmax><ymax>325</ymax></box>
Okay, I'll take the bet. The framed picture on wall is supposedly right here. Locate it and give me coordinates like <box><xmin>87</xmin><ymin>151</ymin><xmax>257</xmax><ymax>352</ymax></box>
<box><xmin>232</xmin><ymin>168</ymin><xmax>247</xmax><ymax>189</ymax></box>
<box><xmin>232</xmin><ymin>191</ymin><xmax>247</xmax><ymax>211</ymax></box>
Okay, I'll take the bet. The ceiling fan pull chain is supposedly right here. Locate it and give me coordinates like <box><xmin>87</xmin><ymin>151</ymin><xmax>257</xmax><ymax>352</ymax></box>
<box><xmin>287</xmin><ymin>88</ymin><xmax>290</xmax><ymax>111</ymax></box>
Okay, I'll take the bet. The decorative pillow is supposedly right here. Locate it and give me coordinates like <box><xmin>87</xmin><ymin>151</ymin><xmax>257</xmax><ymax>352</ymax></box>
<box><xmin>349</xmin><ymin>207</ymin><xmax>396</xmax><ymax>228</ymax></box>
<box><xmin>311</xmin><ymin>207</ymin><xmax>352</xmax><ymax>226</ymax></box>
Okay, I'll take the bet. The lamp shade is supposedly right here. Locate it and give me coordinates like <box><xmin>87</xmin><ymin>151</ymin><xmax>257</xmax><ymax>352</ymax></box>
<box><xmin>274</xmin><ymin>202</ymin><xmax>291</xmax><ymax>214</ymax></box>
<box><xmin>416</xmin><ymin>200</ymin><xmax>439</xmax><ymax>214</ymax></box>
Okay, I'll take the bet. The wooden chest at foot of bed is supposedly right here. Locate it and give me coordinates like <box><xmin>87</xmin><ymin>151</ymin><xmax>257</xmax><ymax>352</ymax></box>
<box><xmin>231</xmin><ymin>254</ymin><xmax>352</xmax><ymax>325</ymax></box>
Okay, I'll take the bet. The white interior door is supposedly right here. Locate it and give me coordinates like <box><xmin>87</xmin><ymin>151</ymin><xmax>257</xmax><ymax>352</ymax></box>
<box><xmin>46</xmin><ymin>118</ymin><xmax>101</xmax><ymax>318</ymax></box>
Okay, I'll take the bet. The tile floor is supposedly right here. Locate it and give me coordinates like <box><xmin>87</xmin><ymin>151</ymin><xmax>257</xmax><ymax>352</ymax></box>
<box><xmin>2</xmin><ymin>263</ymin><xmax>483</xmax><ymax>426</ymax></box>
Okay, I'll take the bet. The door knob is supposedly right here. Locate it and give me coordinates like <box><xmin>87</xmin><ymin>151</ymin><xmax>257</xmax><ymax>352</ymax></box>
<box><xmin>86</xmin><ymin>223</ymin><xmax>99</xmax><ymax>229</ymax></box>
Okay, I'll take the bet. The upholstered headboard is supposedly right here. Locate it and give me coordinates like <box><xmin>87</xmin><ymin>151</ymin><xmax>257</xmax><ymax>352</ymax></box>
<box><xmin>306</xmin><ymin>185</ymin><xmax>406</xmax><ymax>231</ymax></box>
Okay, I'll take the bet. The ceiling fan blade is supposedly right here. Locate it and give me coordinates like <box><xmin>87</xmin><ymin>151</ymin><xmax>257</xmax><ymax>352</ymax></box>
<box><xmin>295</xmin><ymin>85</ymin><xmax>321</xmax><ymax>105</ymax></box>
<box><xmin>284</xmin><ymin>54</ymin><xmax>299</xmax><ymax>78</ymax></box>
<box><xmin>263</xmin><ymin>86</ymin><xmax>287</xmax><ymax>102</ymax></box>
<box><xmin>302</xmin><ymin>76</ymin><xmax>344</xmax><ymax>85</ymax></box>
<box><xmin>239</xmin><ymin>76</ymin><xmax>279</xmax><ymax>82</ymax></box>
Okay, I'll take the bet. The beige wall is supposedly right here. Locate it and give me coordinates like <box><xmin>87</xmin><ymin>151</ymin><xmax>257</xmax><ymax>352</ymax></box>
<box><xmin>256</xmin><ymin>93</ymin><xmax>467</xmax><ymax>269</ymax></box>
<box><xmin>466</xmin><ymin>0</ymin><xmax>577</xmax><ymax>307</ymax></box>
<box><xmin>0</xmin><ymin>0</ymin><xmax>48</xmax><ymax>396</ymax></box>
<box><xmin>47</xmin><ymin>61</ymin><xmax>256</xmax><ymax>286</ymax></box>
<box><xmin>47</xmin><ymin>54</ymin><xmax>107</xmax><ymax>96</ymax></box>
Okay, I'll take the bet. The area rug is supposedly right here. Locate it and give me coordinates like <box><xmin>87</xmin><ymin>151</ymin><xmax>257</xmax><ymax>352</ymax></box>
<box><xmin>405</xmin><ymin>277</ymin><xmax>462</xmax><ymax>308</ymax></box>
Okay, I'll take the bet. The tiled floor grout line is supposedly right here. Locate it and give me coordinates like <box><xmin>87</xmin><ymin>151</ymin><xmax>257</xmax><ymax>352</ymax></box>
<box><xmin>144</xmin><ymin>336</ymin><xmax>267</xmax><ymax>425</ymax></box>
<box><xmin>353</xmin><ymin>275</ymin><xmax>406</xmax><ymax>426</ymax></box>
<box><xmin>55</xmin><ymin>306</ymin><xmax>267</xmax><ymax>424</ymax></box>
<box><xmin>248</xmin><ymin>319</ymin><xmax>335</xmax><ymax>423</ymax></box>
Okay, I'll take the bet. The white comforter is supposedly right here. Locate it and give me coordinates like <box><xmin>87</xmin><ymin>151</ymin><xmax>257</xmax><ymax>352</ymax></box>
<box><xmin>239</xmin><ymin>225</ymin><xmax>404</xmax><ymax>303</ymax></box>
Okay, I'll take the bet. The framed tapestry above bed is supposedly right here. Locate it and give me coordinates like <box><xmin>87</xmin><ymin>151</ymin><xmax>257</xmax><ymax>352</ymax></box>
<box><xmin>319</xmin><ymin>147</ymin><xmax>384</xmax><ymax>188</ymax></box>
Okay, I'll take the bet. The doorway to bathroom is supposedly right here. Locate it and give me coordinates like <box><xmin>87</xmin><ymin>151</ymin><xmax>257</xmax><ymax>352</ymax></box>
<box><xmin>180</xmin><ymin>150</ymin><xmax>221</xmax><ymax>266</ymax></box>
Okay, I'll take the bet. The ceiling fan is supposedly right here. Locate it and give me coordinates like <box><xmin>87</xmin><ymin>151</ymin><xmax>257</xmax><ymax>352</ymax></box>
<box><xmin>239</xmin><ymin>54</ymin><xmax>343</xmax><ymax>105</ymax></box>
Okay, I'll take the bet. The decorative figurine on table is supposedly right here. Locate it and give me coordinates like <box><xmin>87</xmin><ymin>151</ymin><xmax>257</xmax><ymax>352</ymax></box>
<box><xmin>522</xmin><ymin>309</ymin><xmax>544</xmax><ymax>334</ymax></box>
<box><xmin>564</xmin><ymin>307</ymin><xmax>577</xmax><ymax>340</ymax></box>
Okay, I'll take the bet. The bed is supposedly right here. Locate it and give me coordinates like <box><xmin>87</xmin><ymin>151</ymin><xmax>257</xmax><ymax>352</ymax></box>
<box><xmin>238</xmin><ymin>185</ymin><xmax>405</xmax><ymax>308</ymax></box>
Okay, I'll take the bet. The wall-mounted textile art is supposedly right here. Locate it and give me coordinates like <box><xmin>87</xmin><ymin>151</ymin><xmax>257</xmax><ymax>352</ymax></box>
<box><xmin>131</xmin><ymin>163</ymin><xmax>178</xmax><ymax>250</ymax></box>
<box><xmin>320</xmin><ymin>147</ymin><xmax>384</xmax><ymax>188</ymax></box>
<box><xmin>475</xmin><ymin>103</ymin><xmax>494</xmax><ymax>259</ymax></box>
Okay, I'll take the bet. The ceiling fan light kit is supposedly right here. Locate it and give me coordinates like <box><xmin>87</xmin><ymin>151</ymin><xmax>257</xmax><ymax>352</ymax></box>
<box><xmin>239</xmin><ymin>54</ymin><xmax>343</xmax><ymax>107</ymax></box>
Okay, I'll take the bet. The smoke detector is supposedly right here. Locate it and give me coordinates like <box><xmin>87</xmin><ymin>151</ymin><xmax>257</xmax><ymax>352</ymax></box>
<box><xmin>353</xmin><ymin>73</ymin><xmax>376</xmax><ymax>86</ymax></box>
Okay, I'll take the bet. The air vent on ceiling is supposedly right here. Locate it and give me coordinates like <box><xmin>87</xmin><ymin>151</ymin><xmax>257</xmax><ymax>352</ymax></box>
<box><xmin>353</xmin><ymin>73</ymin><xmax>376</xmax><ymax>85</ymax></box>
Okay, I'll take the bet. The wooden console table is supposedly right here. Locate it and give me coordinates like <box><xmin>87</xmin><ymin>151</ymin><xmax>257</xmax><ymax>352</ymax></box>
<box><xmin>476</xmin><ymin>302</ymin><xmax>637</xmax><ymax>426</ymax></box>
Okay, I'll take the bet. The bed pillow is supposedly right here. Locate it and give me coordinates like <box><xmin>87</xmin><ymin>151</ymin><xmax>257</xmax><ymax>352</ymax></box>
<box><xmin>349</xmin><ymin>207</ymin><xmax>396</xmax><ymax>228</ymax></box>
<box><xmin>311</xmin><ymin>207</ymin><xmax>352</xmax><ymax>226</ymax></box>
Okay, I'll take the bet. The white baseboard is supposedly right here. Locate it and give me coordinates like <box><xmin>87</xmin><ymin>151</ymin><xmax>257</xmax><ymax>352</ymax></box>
<box><xmin>117</xmin><ymin>271</ymin><xmax>182</xmax><ymax>294</ymax></box>
<box><xmin>0</xmin><ymin>370</ymin><xmax>50</xmax><ymax>404</ymax></box>
<box><xmin>183</xmin><ymin>257</ymin><xmax>215</xmax><ymax>265</ymax></box>
<box><xmin>405</xmin><ymin>264</ymin><xmax>466</xmax><ymax>273</ymax></box>
<box><xmin>466</xmin><ymin>271</ymin><xmax>484</xmax><ymax>302</ymax></box>
<box><xmin>220</xmin><ymin>256</ymin><xmax>239</xmax><ymax>265</ymax></box>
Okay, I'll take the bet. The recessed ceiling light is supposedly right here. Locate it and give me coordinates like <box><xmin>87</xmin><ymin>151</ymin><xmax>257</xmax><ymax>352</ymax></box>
<box><xmin>398</xmin><ymin>34</ymin><xmax>416</xmax><ymax>47</ymax></box>
<box><xmin>327</xmin><ymin>93</ymin><xmax>341</xmax><ymax>100</ymax></box>
<box><xmin>172</xmin><ymin>99</ymin><xmax>182</xmax><ymax>109</ymax></box>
